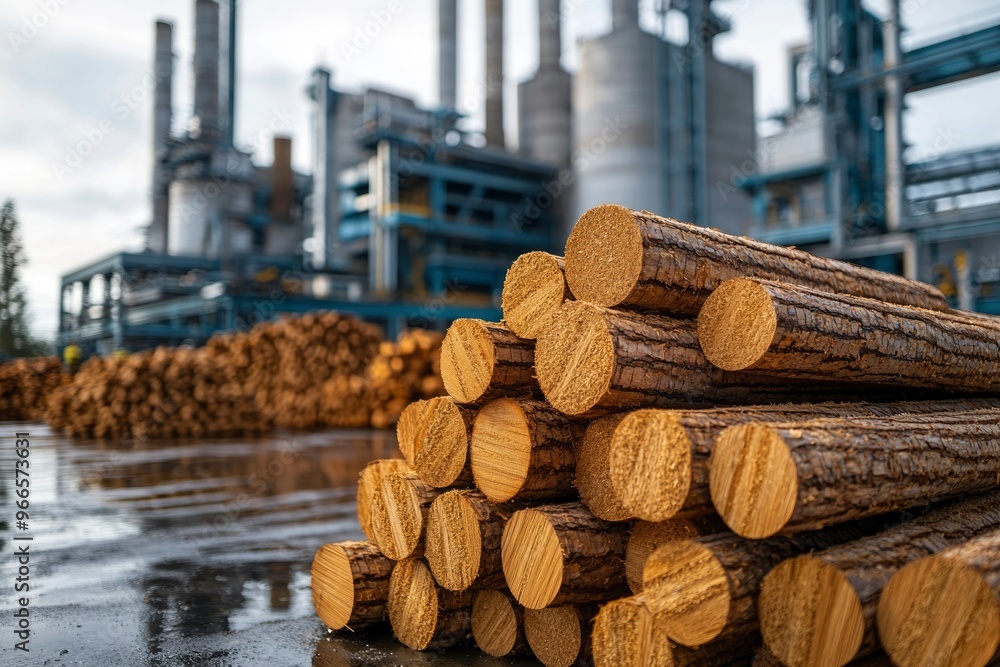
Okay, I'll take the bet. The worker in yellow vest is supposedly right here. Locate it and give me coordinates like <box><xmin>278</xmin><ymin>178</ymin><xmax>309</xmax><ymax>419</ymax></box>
<box><xmin>63</xmin><ymin>339</ymin><xmax>82</xmax><ymax>375</ymax></box>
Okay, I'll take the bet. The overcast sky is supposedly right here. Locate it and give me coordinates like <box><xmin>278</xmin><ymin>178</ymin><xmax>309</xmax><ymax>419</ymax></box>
<box><xmin>2</xmin><ymin>0</ymin><xmax>998</xmax><ymax>338</ymax></box>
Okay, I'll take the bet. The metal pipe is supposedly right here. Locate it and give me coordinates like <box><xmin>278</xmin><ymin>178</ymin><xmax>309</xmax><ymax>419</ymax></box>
<box><xmin>485</xmin><ymin>0</ymin><xmax>505</xmax><ymax>148</ymax></box>
<box><xmin>225</xmin><ymin>0</ymin><xmax>236</xmax><ymax>145</ymax></box>
<box><xmin>884</xmin><ymin>0</ymin><xmax>904</xmax><ymax>231</ymax></box>
<box><xmin>538</xmin><ymin>0</ymin><xmax>561</xmax><ymax>68</ymax></box>
<box><xmin>439</xmin><ymin>0</ymin><xmax>457</xmax><ymax>108</ymax></box>
<box><xmin>612</xmin><ymin>0</ymin><xmax>639</xmax><ymax>32</ymax></box>
<box><xmin>310</xmin><ymin>68</ymin><xmax>333</xmax><ymax>269</ymax></box>
<box><xmin>150</xmin><ymin>20</ymin><xmax>173</xmax><ymax>253</ymax></box>
<box><xmin>192</xmin><ymin>0</ymin><xmax>220</xmax><ymax>140</ymax></box>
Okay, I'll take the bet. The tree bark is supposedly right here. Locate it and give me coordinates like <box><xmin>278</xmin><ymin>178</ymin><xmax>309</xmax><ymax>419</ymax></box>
<box><xmin>610</xmin><ymin>399</ymin><xmax>1000</xmax><ymax>523</ymax></box>
<box><xmin>471</xmin><ymin>398</ymin><xmax>582</xmax><ymax>503</ymax></box>
<box><xmin>759</xmin><ymin>492</ymin><xmax>1000</xmax><ymax>667</ymax></box>
<box><xmin>502</xmin><ymin>251</ymin><xmax>573</xmax><ymax>340</ymax></box>
<box><xmin>711</xmin><ymin>409</ymin><xmax>1000</xmax><ymax>539</ymax></box>
<box><xmin>698</xmin><ymin>277</ymin><xmax>1000</xmax><ymax>392</ymax></box>
<box><xmin>502</xmin><ymin>502</ymin><xmax>630</xmax><ymax>608</ymax></box>
<box><xmin>441</xmin><ymin>320</ymin><xmax>536</xmax><ymax>404</ymax></box>
<box><xmin>563</xmin><ymin>205</ymin><xmax>948</xmax><ymax>315</ymax></box>
<box><xmin>311</xmin><ymin>541</ymin><xmax>394</xmax><ymax>630</ymax></box>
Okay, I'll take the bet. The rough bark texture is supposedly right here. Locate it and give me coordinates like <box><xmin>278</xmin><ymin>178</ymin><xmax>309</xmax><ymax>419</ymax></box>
<box><xmin>714</xmin><ymin>410</ymin><xmax>1000</xmax><ymax>538</ymax></box>
<box><xmin>564</xmin><ymin>205</ymin><xmax>948</xmax><ymax>314</ymax></box>
<box><xmin>754</xmin><ymin>647</ymin><xmax>895</xmax><ymax>666</ymax></box>
<box><xmin>311</xmin><ymin>541</ymin><xmax>394</xmax><ymax>630</ymax></box>
<box><xmin>760</xmin><ymin>492</ymin><xmax>1000</xmax><ymax>665</ymax></box>
<box><xmin>536</xmin><ymin>302</ymin><xmax>919</xmax><ymax>418</ymax></box>
<box><xmin>670</xmin><ymin>608</ymin><xmax>761</xmax><ymax>667</ymax></box>
<box><xmin>699</xmin><ymin>277</ymin><xmax>1000</xmax><ymax>392</ymax></box>
<box><xmin>612</xmin><ymin>399</ymin><xmax>1000</xmax><ymax>524</ymax></box>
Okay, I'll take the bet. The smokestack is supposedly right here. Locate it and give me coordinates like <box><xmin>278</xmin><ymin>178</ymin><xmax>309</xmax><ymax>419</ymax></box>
<box><xmin>150</xmin><ymin>20</ymin><xmax>173</xmax><ymax>253</ymax></box>
<box><xmin>224</xmin><ymin>0</ymin><xmax>237</xmax><ymax>145</ymax></box>
<box><xmin>612</xmin><ymin>0</ymin><xmax>639</xmax><ymax>32</ymax></box>
<box><xmin>310</xmin><ymin>68</ymin><xmax>335</xmax><ymax>269</ymax></box>
<box><xmin>485</xmin><ymin>0</ymin><xmax>505</xmax><ymax>148</ymax></box>
<box><xmin>271</xmin><ymin>137</ymin><xmax>293</xmax><ymax>221</ymax></box>
<box><xmin>538</xmin><ymin>0</ymin><xmax>561</xmax><ymax>68</ymax></box>
<box><xmin>191</xmin><ymin>0</ymin><xmax>220</xmax><ymax>140</ymax></box>
<box><xmin>439</xmin><ymin>0</ymin><xmax>457</xmax><ymax>108</ymax></box>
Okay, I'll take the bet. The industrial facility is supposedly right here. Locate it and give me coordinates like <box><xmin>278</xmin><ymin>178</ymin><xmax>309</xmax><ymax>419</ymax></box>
<box><xmin>57</xmin><ymin>0</ymin><xmax>1000</xmax><ymax>355</ymax></box>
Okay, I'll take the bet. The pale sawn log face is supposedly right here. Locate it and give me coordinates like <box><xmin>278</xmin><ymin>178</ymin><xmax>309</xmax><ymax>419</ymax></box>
<box><xmin>699</xmin><ymin>277</ymin><xmax>1000</xmax><ymax>392</ymax></box>
<box><xmin>413</xmin><ymin>396</ymin><xmax>476</xmax><ymax>488</ymax></box>
<box><xmin>501</xmin><ymin>251</ymin><xmax>572</xmax><ymax>340</ymax></box>
<box><xmin>471</xmin><ymin>589</ymin><xmax>527</xmax><ymax>658</ymax></box>
<box><xmin>311</xmin><ymin>541</ymin><xmax>393</xmax><ymax>630</ymax></box>
<box><xmin>370</xmin><ymin>471</ymin><xmax>446</xmax><ymax>561</ymax></box>
<box><xmin>711</xmin><ymin>410</ymin><xmax>1000</xmax><ymax>539</ymax></box>
<box><xmin>387</xmin><ymin>558</ymin><xmax>472</xmax><ymax>651</ymax></box>
<box><xmin>524</xmin><ymin>604</ymin><xmax>598</xmax><ymax>667</ymax></box>
<box><xmin>563</xmin><ymin>204</ymin><xmax>948</xmax><ymax>315</ymax></box>
<box><xmin>425</xmin><ymin>489</ymin><xmax>514</xmax><ymax>591</ymax></box>
<box><xmin>878</xmin><ymin>528</ymin><xmax>1000</xmax><ymax>667</ymax></box>
<box><xmin>759</xmin><ymin>492</ymin><xmax>1000</xmax><ymax>667</ymax></box>
<box><xmin>357</xmin><ymin>459</ymin><xmax>413</xmax><ymax>542</ymax></box>
<box><xmin>440</xmin><ymin>320</ymin><xmax>536</xmax><ymax>404</ymax></box>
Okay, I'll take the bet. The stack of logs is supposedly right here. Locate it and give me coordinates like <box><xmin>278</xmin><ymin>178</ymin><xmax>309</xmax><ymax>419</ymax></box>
<box><xmin>32</xmin><ymin>313</ymin><xmax>445</xmax><ymax>438</ymax></box>
<box><xmin>312</xmin><ymin>204</ymin><xmax>1000</xmax><ymax>666</ymax></box>
<box><xmin>0</xmin><ymin>356</ymin><xmax>68</xmax><ymax>420</ymax></box>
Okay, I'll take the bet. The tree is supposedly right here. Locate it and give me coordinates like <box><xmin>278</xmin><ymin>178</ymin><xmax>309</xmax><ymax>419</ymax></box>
<box><xmin>0</xmin><ymin>200</ymin><xmax>45</xmax><ymax>359</ymax></box>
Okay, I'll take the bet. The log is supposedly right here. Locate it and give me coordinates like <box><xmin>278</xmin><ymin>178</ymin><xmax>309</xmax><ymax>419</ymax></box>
<box><xmin>370</xmin><ymin>471</ymin><xmax>448</xmax><ymax>560</ymax></box>
<box><xmin>754</xmin><ymin>647</ymin><xmax>895</xmax><ymax>666</ymax></box>
<box><xmin>610</xmin><ymin>399</ymin><xmax>1000</xmax><ymax>523</ymax></box>
<box><xmin>311</xmin><ymin>541</ymin><xmax>393</xmax><ymax>630</ymax></box>
<box><xmin>386</xmin><ymin>558</ymin><xmax>472</xmax><ymax>650</ymax></box>
<box><xmin>471</xmin><ymin>589</ymin><xmax>527</xmax><ymax>658</ymax></box>
<box><xmin>625</xmin><ymin>518</ymin><xmax>722</xmax><ymax>593</ymax></box>
<box><xmin>396</xmin><ymin>400</ymin><xmax>429</xmax><ymax>464</ymax></box>
<box><xmin>592</xmin><ymin>594</ymin><xmax>760</xmax><ymax>667</ymax></box>
<box><xmin>501</xmin><ymin>501</ymin><xmax>629</xmax><ymax>609</ymax></box>
<box><xmin>412</xmin><ymin>397</ymin><xmax>476</xmax><ymax>488</ymax></box>
<box><xmin>357</xmin><ymin>459</ymin><xmax>413</xmax><ymax>541</ymax></box>
<box><xmin>535</xmin><ymin>301</ymin><xmax>900</xmax><ymax>417</ymax></box>
<box><xmin>709</xmin><ymin>408</ymin><xmax>1000</xmax><ymax>539</ymax></box>
<box><xmin>523</xmin><ymin>604</ymin><xmax>598</xmax><ymax>667</ymax></box>
<box><xmin>759</xmin><ymin>492</ymin><xmax>1000</xmax><ymax>667</ymax></box>
<box><xmin>641</xmin><ymin>519</ymin><xmax>891</xmax><ymax>647</ymax></box>
<box><xmin>440</xmin><ymin>320</ymin><xmax>536</xmax><ymax>404</ymax></box>
<box><xmin>878</xmin><ymin>527</ymin><xmax>1000</xmax><ymax>667</ymax></box>
<box><xmin>698</xmin><ymin>277</ymin><xmax>1000</xmax><ymax>392</ymax></box>
<box><xmin>425</xmin><ymin>489</ymin><xmax>515</xmax><ymax>591</ymax></box>
<box><xmin>470</xmin><ymin>398</ymin><xmax>581</xmax><ymax>503</ymax></box>
<box><xmin>575</xmin><ymin>414</ymin><xmax>632</xmax><ymax>521</ymax></box>
<box><xmin>563</xmin><ymin>204</ymin><xmax>948</xmax><ymax>314</ymax></box>
<box><xmin>501</xmin><ymin>251</ymin><xmax>573</xmax><ymax>339</ymax></box>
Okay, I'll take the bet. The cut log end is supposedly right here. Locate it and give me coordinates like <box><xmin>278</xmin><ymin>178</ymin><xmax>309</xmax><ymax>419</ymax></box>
<box><xmin>471</xmin><ymin>398</ymin><xmax>534</xmax><ymax>503</ymax></box>
<box><xmin>524</xmin><ymin>606</ymin><xmax>586</xmax><ymax>667</ymax></box>
<box><xmin>357</xmin><ymin>459</ymin><xmax>412</xmax><ymax>541</ymax></box>
<box><xmin>626</xmin><ymin>520</ymin><xmax>709</xmax><ymax>594</ymax></box>
<box><xmin>592</xmin><ymin>596</ymin><xmax>673</xmax><ymax>667</ymax></box>
<box><xmin>440</xmin><ymin>319</ymin><xmax>496</xmax><ymax>403</ymax></box>
<box><xmin>564</xmin><ymin>203</ymin><xmax>644</xmax><ymax>308</ymax></box>
<box><xmin>396</xmin><ymin>400</ymin><xmax>428</xmax><ymax>464</ymax></box>
<box><xmin>311</xmin><ymin>543</ymin><xmax>358</xmax><ymax>630</ymax></box>
<box><xmin>760</xmin><ymin>555</ymin><xmax>865</xmax><ymax>667</ymax></box>
<box><xmin>576</xmin><ymin>414</ymin><xmax>632</xmax><ymax>521</ymax></box>
<box><xmin>697</xmin><ymin>277</ymin><xmax>778</xmax><ymax>371</ymax></box>
<box><xmin>413</xmin><ymin>397</ymin><xmax>469</xmax><ymax>488</ymax></box>
<box><xmin>387</xmin><ymin>559</ymin><xmax>440</xmax><ymax>650</ymax></box>
<box><xmin>502</xmin><ymin>251</ymin><xmax>569</xmax><ymax>339</ymax></box>
<box><xmin>879</xmin><ymin>556</ymin><xmax>1000</xmax><ymax>667</ymax></box>
<box><xmin>710</xmin><ymin>423</ymin><xmax>798</xmax><ymax>539</ymax></box>
<box><xmin>502</xmin><ymin>509</ymin><xmax>564</xmax><ymax>609</ymax></box>
<box><xmin>641</xmin><ymin>540</ymin><xmax>731</xmax><ymax>646</ymax></box>
<box><xmin>535</xmin><ymin>301</ymin><xmax>615</xmax><ymax>416</ymax></box>
<box><xmin>610</xmin><ymin>410</ymin><xmax>692</xmax><ymax>523</ymax></box>
<box><xmin>371</xmin><ymin>472</ymin><xmax>425</xmax><ymax>561</ymax></box>
<box><xmin>471</xmin><ymin>589</ymin><xmax>520</xmax><ymax>657</ymax></box>
<box><xmin>425</xmin><ymin>490</ymin><xmax>482</xmax><ymax>592</ymax></box>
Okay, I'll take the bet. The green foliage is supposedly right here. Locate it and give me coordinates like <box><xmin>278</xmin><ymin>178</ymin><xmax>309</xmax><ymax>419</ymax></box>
<box><xmin>0</xmin><ymin>200</ymin><xmax>47</xmax><ymax>359</ymax></box>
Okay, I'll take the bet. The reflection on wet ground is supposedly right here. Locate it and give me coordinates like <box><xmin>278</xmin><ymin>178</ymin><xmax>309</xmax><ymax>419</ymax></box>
<box><xmin>0</xmin><ymin>423</ymin><xmax>539</xmax><ymax>666</ymax></box>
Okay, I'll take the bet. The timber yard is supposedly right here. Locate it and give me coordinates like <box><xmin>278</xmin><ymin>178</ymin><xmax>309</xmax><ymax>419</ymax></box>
<box><xmin>2</xmin><ymin>0</ymin><xmax>1000</xmax><ymax>666</ymax></box>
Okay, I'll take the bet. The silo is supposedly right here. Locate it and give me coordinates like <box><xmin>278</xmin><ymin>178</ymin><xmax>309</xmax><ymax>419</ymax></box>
<box><xmin>518</xmin><ymin>0</ymin><xmax>572</xmax><ymax>167</ymax></box>
<box><xmin>572</xmin><ymin>0</ymin><xmax>664</xmax><ymax>225</ymax></box>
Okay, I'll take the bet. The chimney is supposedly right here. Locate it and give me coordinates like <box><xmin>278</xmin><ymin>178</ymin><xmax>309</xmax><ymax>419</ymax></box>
<box><xmin>439</xmin><ymin>0</ymin><xmax>457</xmax><ymax>108</ymax></box>
<box><xmin>310</xmin><ymin>68</ymin><xmax>335</xmax><ymax>269</ymax></box>
<box><xmin>538</xmin><ymin>0</ymin><xmax>561</xmax><ymax>68</ymax></box>
<box><xmin>191</xmin><ymin>0</ymin><xmax>220</xmax><ymax>139</ymax></box>
<box><xmin>271</xmin><ymin>137</ymin><xmax>294</xmax><ymax>221</ymax></box>
<box><xmin>612</xmin><ymin>0</ymin><xmax>639</xmax><ymax>32</ymax></box>
<box><xmin>485</xmin><ymin>0</ymin><xmax>505</xmax><ymax>148</ymax></box>
<box><xmin>223</xmin><ymin>0</ymin><xmax>237</xmax><ymax>145</ymax></box>
<box><xmin>150</xmin><ymin>20</ymin><xmax>173</xmax><ymax>253</ymax></box>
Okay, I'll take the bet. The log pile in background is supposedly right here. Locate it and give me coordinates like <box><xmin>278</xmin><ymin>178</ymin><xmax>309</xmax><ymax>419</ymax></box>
<box><xmin>312</xmin><ymin>204</ymin><xmax>1000</xmax><ymax>667</ymax></box>
<box><xmin>0</xmin><ymin>356</ymin><xmax>68</xmax><ymax>420</ymax></box>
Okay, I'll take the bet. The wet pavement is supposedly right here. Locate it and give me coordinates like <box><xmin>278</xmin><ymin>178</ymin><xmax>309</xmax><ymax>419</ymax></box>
<box><xmin>0</xmin><ymin>423</ymin><xmax>540</xmax><ymax>666</ymax></box>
